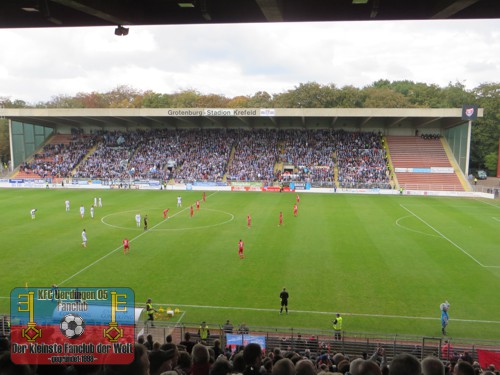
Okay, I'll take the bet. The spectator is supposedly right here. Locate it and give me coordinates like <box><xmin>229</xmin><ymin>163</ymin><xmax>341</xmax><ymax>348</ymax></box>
<box><xmin>261</xmin><ymin>357</ymin><xmax>274</xmax><ymax>375</ymax></box>
<box><xmin>180</xmin><ymin>332</ymin><xmax>196</xmax><ymax>354</ymax></box>
<box><xmin>388</xmin><ymin>353</ymin><xmax>421</xmax><ymax>375</ymax></box>
<box><xmin>210</xmin><ymin>357</ymin><xmax>233</xmax><ymax>375</ymax></box>
<box><xmin>295</xmin><ymin>359</ymin><xmax>316</xmax><ymax>375</ymax></box>
<box><xmin>0</xmin><ymin>351</ymin><xmax>33</xmax><ymax>375</ymax></box>
<box><xmin>272</xmin><ymin>358</ymin><xmax>295</xmax><ymax>375</ymax></box>
<box><xmin>223</xmin><ymin>320</ymin><xmax>234</xmax><ymax>334</ymax></box>
<box><xmin>103</xmin><ymin>343</ymin><xmax>150</xmax><ymax>375</ymax></box>
<box><xmin>145</xmin><ymin>334</ymin><xmax>154</xmax><ymax>350</ymax></box>
<box><xmin>176</xmin><ymin>350</ymin><xmax>193</xmax><ymax>375</ymax></box>
<box><xmin>149</xmin><ymin>349</ymin><xmax>175</xmax><ymax>375</ymax></box>
<box><xmin>454</xmin><ymin>361</ymin><xmax>474</xmax><ymax>375</ymax></box>
<box><xmin>422</xmin><ymin>356</ymin><xmax>445</xmax><ymax>375</ymax></box>
<box><xmin>161</xmin><ymin>343</ymin><xmax>180</xmax><ymax>368</ymax></box>
<box><xmin>357</xmin><ymin>359</ymin><xmax>383</xmax><ymax>375</ymax></box>
<box><xmin>232</xmin><ymin>352</ymin><xmax>246</xmax><ymax>374</ymax></box>
<box><xmin>243</xmin><ymin>343</ymin><xmax>263</xmax><ymax>375</ymax></box>
<box><xmin>192</xmin><ymin>343</ymin><xmax>211</xmax><ymax>375</ymax></box>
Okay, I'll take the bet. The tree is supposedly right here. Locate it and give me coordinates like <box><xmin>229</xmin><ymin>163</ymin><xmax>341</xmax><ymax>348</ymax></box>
<box><xmin>196</xmin><ymin>93</ymin><xmax>229</xmax><ymax>108</ymax></box>
<box><xmin>44</xmin><ymin>94</ymin><xmax>83</xmax><ymax>108</ymax></box>
<box><xmin>0</xmin><ymin>97</ymin><xmax>27</xmax><ymax>108</ymax></box>
<box><xmin>362</xmin><ymin>87</ymin><xmax>411</xmax><ymax>108</ymax></box>
<box><xmin>170</xmin><ymin>89</ymin><xmax>200</xmax><ymax>108</ymax></box>
<box><xmin>247</xmin><ymin>91</ymin><xmax>273</xmax><ymax>108</ymax></box>
<box><xmin>471</xmin><ymin>83</ymin><xmax>500</xmax><ymax>172</ymax></box>
<box><xmin>105</xmin><ymin>85</ymin><xmax>144</xmax><ymax>108</ymax></box>
<box><xmin>227</xmin><ymin>96</ymin><xmax>250</xmax><ymax>108</ymax></box>
<box><xmin>73</xmin><ymin>91</ymin><xmax>108</xmax><ymax>108</ymax></box>
<box><xmin>439</xmin><ymin>81</ymin><xmax>474</xmax><ymax>107</ymax></box>
<box><xmin>0</xmin><ymin>119</ymin><xmax>9</xmax><ymax>165</ymax></box>
<box><xmin>273</xmin><ymin>82</ymin><xmax>339</xmax><ymax>108</ymax></box>
<box><xmin>336</xmin><ymin>85</ymin><xmax>366</xmax><ymax>108</ymax></box>
<box><xmin>142</xmin><ymin>91</ymin><xmax>172</xmax><ymax>108</ymax></box>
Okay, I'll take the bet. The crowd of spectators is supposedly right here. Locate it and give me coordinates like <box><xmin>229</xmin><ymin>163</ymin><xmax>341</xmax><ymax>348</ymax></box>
<box><xmin>17</xmin><ymin>128</ymin><xmax>398</xmax><ymax>189</ymax></box>
<box><xmin>276</xmin><ymin>130</ymin><xmax>336</xmax><ymax>184</ymax></box>
<box><xmin>73</xmin><ymin>131</ymin><xmax>142</xmax><ymax>179</ymax></box>
<box><xmin>127</xmin><ymin>129</ymin><xmax>179</xmax><ymax>181</ymax></box>
<box><xmin>335</xmin><ymin>130</ymin><xmax>391</xmax><ymax>189</ymax></box>
<box><xmin>226</xmin><ymin>130</ymin><xmax>279</xmax><ymax>182</ymax></box>
<box><xmin>1</xmin><ymin>331</ymin><xmax>497</xmax><ymax>375</ymax></box>
<box><xmin>20</xmin><ymin>134</ymin><xmax>95</xmax><ymax>179</ymax></box>
<box><xmin>171</xmin><ymin>129</ymin><xmax>237</xmax><ymax>183</ymax></box>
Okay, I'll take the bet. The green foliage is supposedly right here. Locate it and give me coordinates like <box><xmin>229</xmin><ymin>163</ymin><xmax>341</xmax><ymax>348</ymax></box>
<box><xmin>484</xmin><ymin>152</ymin><xmax>498</xmax><ymax>174</ymax></box>
<box><xmin>362</xmin><ymin>87</ymin><xmax>411</xmax><ymax>108</ymax></box>
<box><xmin>0</xmin><ymin>119</ymin><xmax>9</xmax><ymax>163</ymax></box>
<box><xmin>247</xmin><ymin>91</ymin><xmax>273</xmax><ymax>108</ymax></box>
<box><xmin>141</xmin><ymin>91</ymin><xmax>172</xmax><ymax>108</ymax></box>
<box><xmin>273</xmin><ymin>82</ymin><xmax>339</xmax><ymax>108</ymax></box>
<box><xmin>170</xmin><ymin>89</ymin><xmax>201</xmax><ymax>108</ymax></box>
<box><xmin>1</xmin><ymin>189</ymin><xmax>500</xmax><ymax>339</ymax></box>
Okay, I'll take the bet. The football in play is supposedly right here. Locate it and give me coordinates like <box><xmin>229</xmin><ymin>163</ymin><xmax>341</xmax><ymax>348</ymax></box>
<box><xmin>60</xmin><ymin>314</ymin><xmax>85</xmax><ymax>339</ymax></box>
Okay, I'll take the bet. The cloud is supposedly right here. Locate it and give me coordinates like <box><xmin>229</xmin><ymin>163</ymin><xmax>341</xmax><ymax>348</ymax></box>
<box><xmin>0</xmin><ymin>19</ymin><xmax>499</xmax><ymax>103</ymax></box>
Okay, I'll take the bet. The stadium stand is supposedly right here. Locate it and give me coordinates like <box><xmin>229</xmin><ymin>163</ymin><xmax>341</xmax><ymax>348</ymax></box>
<box><xmin>10</xmin><ymin>129</ymin><xmax>474</xmax><ymax>192</ymax></box>
<box><xmin>387</xmin><ymin>136</ymin><xmax>465</xmax><ymax>191</ymax></box>
<box><xmin>336</xmin><ymin>130</ymin><xmax>391</xmax><ymax>189</ymax></box>
<box><xmin>15</xmin><ymin>133</ymin><xmax>95</xmax><ymax>180</ymax></box>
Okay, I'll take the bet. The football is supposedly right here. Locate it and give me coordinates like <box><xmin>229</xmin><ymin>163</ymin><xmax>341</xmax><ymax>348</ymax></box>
<box><xmin>60</xmin><ymin>313</ymin><xmax>85</xmax><ymax>339</ymax></box>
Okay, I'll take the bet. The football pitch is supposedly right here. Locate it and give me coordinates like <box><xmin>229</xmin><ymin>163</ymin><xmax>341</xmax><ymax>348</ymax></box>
<box><xmin>1</xmin><ymin>188</ymin><xmax>500</xmax><ymax>340</ymax></box>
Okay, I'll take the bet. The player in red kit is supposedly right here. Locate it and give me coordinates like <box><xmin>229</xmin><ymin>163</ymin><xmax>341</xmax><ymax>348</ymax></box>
<box><xmin>293</xmin><ymin>204</ymin><xmax>298</xmax><ymax>217</ymax></box>
<box><xmin>123</xmin><ymin>238</ymin><xmax>130</xmax><ymax>254</ymax></box>
<box><xmin>190</xmin><ymin>205</ymin><xmax>194</xmax><ymax>217</ymax></box>
<box><xmin>279</xmin><ymin>211</ymin><xmax>283</xmax><ymax>226</ymax></box>
<box><xmin>163</xmin><ymin>208</ymin><xmax>169</xmax><ymax>219</ymax></box>
<box><xmin>238</xmin><ymin>239</ymin><xmax>244</xmax><ymax>259</ymax></box>
<box><xmin>296</xmin><ymin>194</ymin><xmax>300</xmax><ymax>203</ymax></box>
<box><xmin>202</xmin><ymin>192</ymin><xmax>206</xmax><ymax>202</ymax></box>
<box><xmin>196</xmin><ymin>200</ymin><xmax>200</xmax><ymax>210</ymax></box>
<box><xmin>247</xmin><ymin>214</ymin><xmax>252</xmax><ymax>228</ymax></box>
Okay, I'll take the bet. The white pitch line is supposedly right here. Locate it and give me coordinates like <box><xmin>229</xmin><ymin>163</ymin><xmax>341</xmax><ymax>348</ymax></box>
<box><xmin>58</xmin><ymin>192</ymin><xmax>219</xmax><ymax>286</ymax></box>
<box><xmin>152</xmin><ymin>302</ymin><xmax>500</xmax><ymax>324</ymax></box>
<box><xmin>395</xmin><ymin>215</ymin><xmax>441</xmax><ymax>238</ymax></box>
<box><xmin>474</xmin><ymin>198</ymin><xmax>500</xmax><ymax>209</ymax></box>
<box><xmin>400</xmin><ymin>204</ymin><xmax>500</xmax><ymax>269</ymax></box>
<box><xmin>1</xmin><ymin>295</ymin><xmax>498</xmax><ymax>324</ymax></box>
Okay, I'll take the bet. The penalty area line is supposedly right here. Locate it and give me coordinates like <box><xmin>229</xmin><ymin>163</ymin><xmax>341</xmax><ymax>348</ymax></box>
<box><xmin>400</xmin><ymin>204</ymin><xmax>500</xmax><ymax>269</ymax></box>
<box><xmin>154</xmin><ymin>302</ymin><xmax>500</xmax><ymax>324</ymax></box>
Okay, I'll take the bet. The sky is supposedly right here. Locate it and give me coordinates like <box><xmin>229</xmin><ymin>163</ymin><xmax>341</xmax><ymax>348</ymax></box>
<box><xmin>0</xmin><ymin>18</ymin><xmax>499</xmax><ymax>104</ymax></box>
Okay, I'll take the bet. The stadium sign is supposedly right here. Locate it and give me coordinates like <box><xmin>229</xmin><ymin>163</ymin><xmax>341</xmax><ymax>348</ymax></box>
<box><xmin>10</xmin><ymin>287</ymin><xmax>135</xmax><ymax>365</ymax></box>
<box><xmin>165</xmin><ymin>108</ymin><xmax>275</xmax><ymax>117</ymax></box>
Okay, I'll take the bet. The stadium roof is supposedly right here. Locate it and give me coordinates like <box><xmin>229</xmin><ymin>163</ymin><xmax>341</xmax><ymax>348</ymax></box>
<box><xmin>2</xmin><ymin>0</ymin><xmax>500</xmax><ymax>29</ymax></box>
<box><xmin>0</xmin><ymin>107</ymin><xmax>483</xmax><ymax>131</ymax></box>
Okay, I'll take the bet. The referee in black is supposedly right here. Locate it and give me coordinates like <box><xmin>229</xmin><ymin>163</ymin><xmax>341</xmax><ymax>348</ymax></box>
<box><xmin>280</xmin><ymin>287</ymin><xmax>289</xmax><ymax>315</ymax></box>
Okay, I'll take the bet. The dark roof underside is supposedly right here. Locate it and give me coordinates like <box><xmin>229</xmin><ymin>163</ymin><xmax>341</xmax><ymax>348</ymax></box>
<box><xmin>1</xmin><ymin>0</ymin><xmax>499</xmax><ymax>29</ymax></box>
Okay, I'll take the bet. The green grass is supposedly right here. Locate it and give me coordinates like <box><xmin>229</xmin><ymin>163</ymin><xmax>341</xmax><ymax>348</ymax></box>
<box><xmin>1</xmin><ymin>189</ymin><xmax>500</xmax><ymax>340</ymax></box>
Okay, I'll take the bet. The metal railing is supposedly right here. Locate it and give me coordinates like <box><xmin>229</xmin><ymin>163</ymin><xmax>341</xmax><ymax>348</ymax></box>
<box><xmin>136</xmin><ymin>321</ymin><xmax>500</xmax><ymax>362</ymax></box>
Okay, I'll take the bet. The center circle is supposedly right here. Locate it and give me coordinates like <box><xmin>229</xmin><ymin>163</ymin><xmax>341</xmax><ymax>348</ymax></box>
<box><xmin>101</xmin><ymin>208</ymin><xmax>234</xmax><ymax>231</ymax></box>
